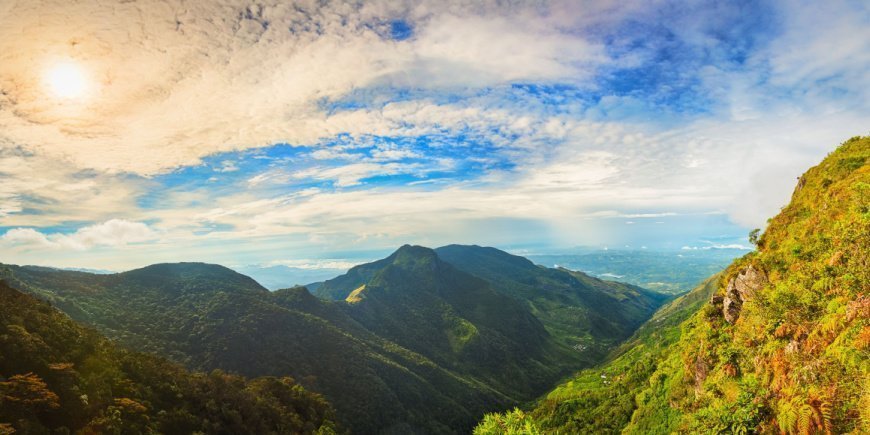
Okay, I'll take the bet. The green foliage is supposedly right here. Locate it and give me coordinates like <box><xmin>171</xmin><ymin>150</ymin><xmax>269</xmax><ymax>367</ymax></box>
<box><xmin>0</xmin><ymin>262</ymin><xmax>494</xmax><ymax>433</ymax></box>
<box><xmin>1</xmin><ymin>244</ymin><xmax>665</xmax><ymax>433</ymax></box>
<box><xmin>0</xmin><ymin>281</ymin><xmax>338</xmax><ymax>434</ymax></box>
<box><xmin>474</xmin><ymin>409</ymin><xmax>541</xmax><ymax>435</ymax></box>
<box><xmin>749</xmin><ymin>228</ymin><xmax>761</xmax><ymax>246</ymax></box>
<box><xmin>477</xmin><ymin>136</ymin><xmax>870</xmax><ymax>434</ymax></box>
<box><xmin>434</xmin><ymin>245</ymin><xmax>669</xmax><ymax>358</ymax></box>
<box><xmin>623</xmin><ymin>136</ymin><xmax>870</xmax><ymax>434</ymax></box>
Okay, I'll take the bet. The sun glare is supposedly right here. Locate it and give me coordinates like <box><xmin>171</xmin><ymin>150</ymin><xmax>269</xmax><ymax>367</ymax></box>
<box><xmin>44</xmin><ymin>61</ymin><xmax>89</xmax><ymax>99</ymax></box>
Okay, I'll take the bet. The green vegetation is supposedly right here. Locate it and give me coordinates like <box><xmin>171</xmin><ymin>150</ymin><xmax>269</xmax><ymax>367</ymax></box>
<box><xmin>0</xmin><ymin>263</ymin><xmax>503</xmax><ymax>433</ymax></box>
<box><xmin>322</xmin><ymin>245</ymin><xmax>589</xmax><ymax>401</ymax></box>
<box><xmin>0</xmin><ymin>280</ymin><xmax>337</xmax><ymax>434</ymax></box>
<box><xmin>2</xmin><ymin>245</ymin><xmax>667</xmax><ymax>433</ymax></box>
<box><xmin>475</xmin><ymin>274</ymin><xmax>718</xmax><ymax>435</ymax></box>
<box><xmin>434</xmin><ymin>245</ymin><xmax>670</xmax><ymax>361</ymax></box>
<box><xmin>477</xmin><ymin>136</ymin><xmax>869</xmax><ymax>434</ymax></box>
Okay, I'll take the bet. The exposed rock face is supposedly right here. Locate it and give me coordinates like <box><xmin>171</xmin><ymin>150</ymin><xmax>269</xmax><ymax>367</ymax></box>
<box><xmin>721</xmin><ymin>265</ymin><xmax>768</xmax><ymax>324</ymax></box>
<box><xmin>733</xmin><ymin>264</ymin><xmax>767</xmax><ymax>300</ymax></box>
<box><xmin>723</xmin><ymin>286</ymin><xmax>742</xmax><ymax>323</ymax></box>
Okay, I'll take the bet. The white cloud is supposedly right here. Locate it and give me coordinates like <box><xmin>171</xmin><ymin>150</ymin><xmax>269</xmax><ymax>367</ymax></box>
<box><xmin>2</xmin><ymin>228</ymin><xmax>54</xmax><ymax>247</ymax></box>
<box><xmin>0</xmin><ymin>0</ymin><xmax>866</xmax><ymax>270</ymax></box>
<box><xmin>0</xmin><ymin>0</ymin><xmax>615</xmax><ymax>175</ymax></box>
<box><xmin>1</xmin><ymin>219</ymin><xmax>158</xmax><ymax>251</ymax></box>
<box><xmin>266</xmin><ymin>259</ymin><xmax>363</xmax><ymax>270</ymax></box>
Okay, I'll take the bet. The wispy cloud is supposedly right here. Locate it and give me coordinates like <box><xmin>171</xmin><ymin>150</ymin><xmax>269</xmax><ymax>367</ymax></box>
<box><xmin>0</xmin><ymin>0</ymin><xmax>866</xmax><ymax>269</ymax></box>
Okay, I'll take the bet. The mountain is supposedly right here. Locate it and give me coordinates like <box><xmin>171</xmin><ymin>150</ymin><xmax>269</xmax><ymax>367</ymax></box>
<box><xmin>314</xmin><ymin>245</ymin><xmax>581</xmax><ymax>400</ymax></box>
<box><xmin>433</xmin><ymin>245</ymin><xmax>670</xmax><ymax>360</ymax></box>
<box><xmin>0</xmin><ymin>262</ymin><xmax>505</xmax><ymax>433</ymax></box>
<box><xmin>476</xmin><ymin>136</ymin><xmax>869</xmax><ymax>434</ymax></box>
<box><xmin>0</xmin><ymin>280</ymin><xmax>338</xmax><ymax>434</ymax></box>
<box><xmin>2</xmin><ymin>244</ymin><xmax>668</xmax><ymax>433</ymax></box>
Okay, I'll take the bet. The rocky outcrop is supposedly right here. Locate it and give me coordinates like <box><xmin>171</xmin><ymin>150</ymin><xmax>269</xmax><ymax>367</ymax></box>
<box><xmin>717</xmin><ymin>265</ymin><xmax>768</xmax><ymax>324</ymax></box>
<box><xmin>723</xmin><ymin>287</ymin><xmax>742</xmax><ymax>323</ymax></box>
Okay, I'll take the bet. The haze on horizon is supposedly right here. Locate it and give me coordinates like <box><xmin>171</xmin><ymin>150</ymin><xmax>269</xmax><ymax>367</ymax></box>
<box><xmin>0</xmin><ymin>0</ymin><xmax>867</xmax><ymax>271</ymax></box>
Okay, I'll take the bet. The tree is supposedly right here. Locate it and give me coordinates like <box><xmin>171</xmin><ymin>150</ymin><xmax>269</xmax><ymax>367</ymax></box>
<box><xmin>0</xmin><ymin>373</ymin><xmax>60</xmax><ymax>414</ymax></box>
<box><xmin>748</xmin><ymin>228</ymin><xmax>761</xmax><ymax>246</ymax></box>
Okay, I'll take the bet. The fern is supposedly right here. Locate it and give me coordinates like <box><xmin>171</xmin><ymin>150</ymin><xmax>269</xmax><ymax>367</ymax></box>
<box><xmin>777</xmin><ymin>398</ymin><xmax>799</xmax><ymax>434</ymax></box>
<box><xmin>797</xmin><ymin>402</ymin><xmax>813</xmax><ymax>435</ymax></box>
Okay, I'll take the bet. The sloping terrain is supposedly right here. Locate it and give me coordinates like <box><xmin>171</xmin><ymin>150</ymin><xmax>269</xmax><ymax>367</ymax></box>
<box><xmin>477</xmin><ymin>136</ymin><xmax>869</xmax><ymax>434</ymax></box>
<box><xmin>434</xmin><ymin>245</ymin><xmax>669</xmax><ymax>360</ymax></box>
<box><xmin>0</xmin><ymin>280</ymin><xmax>338</xmax><ymax>434</ymax></box>
<box><xmin>2</xmin><ymin>246</ymin><xmax>668</xmax><ymax>433</ymax></box>
<box><xmin>0</xmin><ymin>263</ymin><xmax>506</xmax><ymax>433</ymax></box>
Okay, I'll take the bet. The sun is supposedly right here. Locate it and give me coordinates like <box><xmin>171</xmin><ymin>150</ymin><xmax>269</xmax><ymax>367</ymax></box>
<box><xmin>44</xmin><ymin>61</ymin><xmax>89</xmax><ymax>100</ymax></box>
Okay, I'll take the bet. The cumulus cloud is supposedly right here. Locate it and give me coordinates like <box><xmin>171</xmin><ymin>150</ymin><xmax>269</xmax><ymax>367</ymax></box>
<box><xmin>0</xmin><ymin>0</ymin><xmax>614</xmax><ymax>175</ymax></box>
<box><xmin>1</xmin><ymin>219</ymin><xmax>158</xmax><ymax>251</ymax></box>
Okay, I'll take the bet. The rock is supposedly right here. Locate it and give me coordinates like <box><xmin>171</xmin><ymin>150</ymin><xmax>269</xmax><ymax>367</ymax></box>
<box><xmin>722</xmin><ymin>264</ymin><xmax>768</xmax><ymax>324</ymax></box>
<box><xmin>733</xmin><ymin>264</ymin><xmax>767</xmax><ymax>301</ymax></box>
<box><xmin>693</xmin><ymin>354</ymin><xmax>708</xmax><ymax>396</ymax></box>
<box><xmin>794</xmin><ymin>175</ymin><xmax>806</xmax><ymax>194</ymax></box>
<box><xmin>723</xmin><ymin>282</ymin><xmax>742</xmax><ymax>324</ymax></box>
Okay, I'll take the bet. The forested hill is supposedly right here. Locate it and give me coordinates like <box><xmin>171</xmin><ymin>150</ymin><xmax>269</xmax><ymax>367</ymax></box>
<box><xmin>477</xmin><ymin>136</ymin><xmax>869</xmax><ymax>434</ymax></box>
<box><xmin>434</xmin><ymin>244</ymin><xmax>670</xmax><ymax>359</ymax></box>
<box><xmin>0</xmin><ymin>261</ymin><xmax>507</xmax><ymax>433</ymax></box>
<box><xmin>0</xmin><ymin>245</ymin><xmax>667</xmax><ymax>433</ymax></box>
<box><xmin>0</xmin><ymin>280</ymin><xmax>338</xmax><ymax>434</ymax></box>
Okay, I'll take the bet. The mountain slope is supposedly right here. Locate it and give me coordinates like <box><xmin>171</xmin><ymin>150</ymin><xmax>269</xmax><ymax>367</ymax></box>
<box><xmin>0</xmin><ymin>280</ymin><xmax>338</xmax><ymax>434</ymax></box>
<box><xmin>623</xmin><ymin>135</ymin><xmax>869</xmax><ymax>434</ymax></box>
<box><xmin>324</xmin><ymin>245</ymin><xmax>575</xmax><ymax>400</ymax></box>
<box><xmin>477</xmin><ymin>135</ymin><xmax>870</xmax><ymax>434</ymax></box>
<box><xmin>475</xmin><ymin>274</ymin><xmax>719</xmax><ymax>434</ymax></box>
<box><xmin>0</xmin><ymin>262</ymin><xmax>509</xmax><ymax>433</ymax></box>
<box><xmin>434</xmin><ymin>245</ymin><xmax>670</xmax><ymax>360</ymax></box>
<box><xmin>3</xmin><ymin>245</ymin><xmax>670</xmax><ymax>433</ymax></box>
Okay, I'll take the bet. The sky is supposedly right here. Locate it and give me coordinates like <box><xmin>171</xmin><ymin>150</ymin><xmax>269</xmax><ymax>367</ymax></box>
<box><xmin>0</xmin><ymin>0</ymin><xmax>867</xmax><ymax>271</ymax></box>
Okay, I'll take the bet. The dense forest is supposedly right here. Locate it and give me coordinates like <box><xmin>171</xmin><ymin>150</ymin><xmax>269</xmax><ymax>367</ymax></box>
<box><xmin>476</xmin><ymin>136</ymin><xmax>869</xmax><ymax>433</ymax></box>
<box><xmin>0</xmin><ymin>245</ymin><xmax>666</xmax><ymax>433</ymax></box>
<box><xmin>0</xmin><ymin>281</ymin><xmax>338</xmax><ymax>434</ymax></box>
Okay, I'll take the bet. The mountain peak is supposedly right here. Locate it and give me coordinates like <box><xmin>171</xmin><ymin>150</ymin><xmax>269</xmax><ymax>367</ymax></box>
<box><xmin>393</xmin><ymin>244</ymin><xmax>437</xmax><ymax>258</ymax></box>
<box><xmin>119</xmin><ymin>262</ymin><xmax>268</xmax><ymax>293</ymax></box>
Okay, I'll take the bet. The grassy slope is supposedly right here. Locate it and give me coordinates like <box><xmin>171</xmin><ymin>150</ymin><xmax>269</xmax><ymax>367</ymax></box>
<box><xmin>434</xmin><ymin>245</ymin><xmax>670</xmax><ymax>362</ymax></box>
<box><xmin>625</xmin><ymin>135</ymin><xmax>869</xmax><ymax>434</ymax></box>
<box><xmin>477</xmin><ymin>136</ymin><xmax>869</xmax><ymax>434</ymax></box>
<box><xmin>475</xmin><ymin>275</ymin><xmax>717</xmax><ymax>434</ymax></box>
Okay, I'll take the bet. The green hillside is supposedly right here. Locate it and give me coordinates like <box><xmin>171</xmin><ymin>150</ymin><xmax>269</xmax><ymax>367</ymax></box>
<box><xmin>435</xmin><ymin>245</ymin><xmax>670</xmax><ymax>360</ymax></box>
<box><xmin>0</xmin><ymin>262</ymin><xmax>507</xmax><ymax>433</ymax></box>
<box><xmin>477</xmin><ymin>136</ymin><xmax>869</xmax><ymax>434</ymax></box>
<box><xmin>1</xmin><ymin>244</ymin><xmax>667</xmax><ymax>433</ymax></box>
<box><xmin>319</xmin><ymin>245</ymin><xmax>585</xmax><ymax>400</ymax></box>
<box><xmin>0</xmin><ymin>280</ymin><xmax>337</xmax><ymax>434</ymax></box>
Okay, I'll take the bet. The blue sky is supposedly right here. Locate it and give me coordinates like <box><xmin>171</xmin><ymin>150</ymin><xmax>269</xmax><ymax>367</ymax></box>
<box><xmin>0</xmin><ymin>0</ymin><xmax>867</xmax><ymax>270</ymax></box>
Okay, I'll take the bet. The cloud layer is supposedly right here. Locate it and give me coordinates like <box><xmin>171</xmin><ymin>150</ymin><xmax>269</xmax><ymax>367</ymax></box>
<box><xmin>0</xmin><ymin>0</ymin><xmax>867</xmax><ymax>269</ymax></box>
